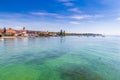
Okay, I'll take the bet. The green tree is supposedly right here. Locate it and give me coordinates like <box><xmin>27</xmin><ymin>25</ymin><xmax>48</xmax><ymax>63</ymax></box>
<box><xmin>0</xmin><ymin>34</ymin><xmax>2</xmax><ymax>37</ymax></box>
<box><xmin>63</xmin><ymin>30</ymin><xmax>66</xmax><ymax>36</ymax></box>
<box><xmin>3</xmin><ymin>27</ymin><xmax>6</xmax><ymax>34</ymax></box>
<box><xmin>59</xmin><ymin>29</ymin><xmax>66</xmax><ymax>36</ymax></box>
<box><xmin>60</xmin><ymin>29</ymin><xmax>63</xmax><ymax>36</ymax></box>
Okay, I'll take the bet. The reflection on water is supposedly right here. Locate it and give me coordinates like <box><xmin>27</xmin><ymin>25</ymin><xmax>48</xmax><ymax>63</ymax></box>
<box><xmin>0</xmin><ymin>36</ymin><xmax>120</xmax><ymax>80</ymax></box>
<box><xmin>60</xmin><ymin>37</ymin><xmax>65</xmax><ymax>44</ymax></box>
<box><xmin>60</xmin><ymin>65</ymin><xmax>104</xmax><ymax>80</ymax></box>
<box><xmin>3</xmin><ymin>38</ymin><xmax>16</xmax><ymax>46</ymax></box>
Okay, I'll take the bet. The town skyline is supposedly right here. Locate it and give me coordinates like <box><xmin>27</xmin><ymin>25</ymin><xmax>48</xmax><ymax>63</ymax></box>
<box><xmin>0</xmin><ymin>27</ymin><xmax>68</xmax><ymax>37</ymax></box>
<box><xmin>0</xmin><ymin>0</ymin><xmax>120</xmax><ymax>35</ymax></box>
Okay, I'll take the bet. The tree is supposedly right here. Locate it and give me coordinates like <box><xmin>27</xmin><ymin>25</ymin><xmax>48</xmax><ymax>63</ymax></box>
<box><xmin>0</xmin><ymin>34</ymin><xmax>2</xmax><ymax>37</ymax></box>
<box><xmin>3</xmin><ymin>27</ymin><xmax>6</xmax><ymax>34</ymax></box>
<box><xmin>60</xmin><ymin>29</ymin><xmax>63</xmax><ymax>36</ymax></box>
<box><xmin>63</xmin><ymin>30</ymin><xmax>66</xmax><ymax>36</ymax></box>
<box><xmin>59</xmin><ymin>29</ymin><xmax>66</xmax><ymax>36</ymax></box>
<box><xmin>23</xmin><ymin>27</ymin><xmax>25</xmax><ymax>30</ymax></box>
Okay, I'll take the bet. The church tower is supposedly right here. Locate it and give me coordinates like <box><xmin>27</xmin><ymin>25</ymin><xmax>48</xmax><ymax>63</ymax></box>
<box><xmin>23</xmin><ymin>27</ymin><xmax>25</xmax><ymax>30</ymax></box>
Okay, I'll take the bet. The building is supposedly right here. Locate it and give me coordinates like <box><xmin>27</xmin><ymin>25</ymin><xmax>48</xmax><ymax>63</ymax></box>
<box><xmin>6</xmin><ymin>28</ymin><xmax>16</xmax><ymax>36</ymax></box>
<box><xmin>0</xmin><ymin>29</ymin><xmax>3</xmax><ymax>34</ymax></box>
<box><xmin>15</xmin><ymin>27</ymin><xmax>27</xmax><ymax>36</ymax></box>
<box><xmin>21</xmin><ymin>27</ymin><xmax>27</xmax><ymax>36</ymax></box>
<box><xmin>49</xmin><ymin>32</ymin><xmax>57</xmax><ymax>36</ymax></box>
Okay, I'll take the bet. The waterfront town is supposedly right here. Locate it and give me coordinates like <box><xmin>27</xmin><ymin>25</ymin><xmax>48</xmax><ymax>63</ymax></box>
<box><xmin>0</xmin><ymin>27</ymin><xmax>66</xmax><ymax>38</ymax></box>
<box><xmin>0</xmin><ymin>27</ymin><xmax>104</xmax><ymax>39</ymax></box>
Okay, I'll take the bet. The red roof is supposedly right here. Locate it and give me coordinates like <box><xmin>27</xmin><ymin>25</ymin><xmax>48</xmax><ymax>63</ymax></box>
<box><xmin>0</xmin><ymin>29</ymin><xmax>3</xmax><ymax>33</ymax></box>
<box><xmin>6</xmin><ymin>29</ymin><xmax>16</xmax><ymax>34</ymax></box>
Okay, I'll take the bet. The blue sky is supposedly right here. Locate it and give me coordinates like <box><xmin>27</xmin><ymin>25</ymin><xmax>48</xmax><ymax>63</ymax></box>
<box><xmin>0</xmin><ymin>0</ymin><xmax>120</xmax><ymax>35</ymax></box>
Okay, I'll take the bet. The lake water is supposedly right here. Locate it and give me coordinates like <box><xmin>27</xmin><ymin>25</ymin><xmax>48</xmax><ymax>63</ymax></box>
<box><xmin>0</xmin><ymin>36</ymin><xmax>120</xmax><ymax>80</ymax></box>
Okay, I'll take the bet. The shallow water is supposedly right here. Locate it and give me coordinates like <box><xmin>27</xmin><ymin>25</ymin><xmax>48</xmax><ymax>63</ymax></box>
<box><xmin>0</xmin><ymin>36</ymin><xmax>120</xmax><ymax>80</ymax></box>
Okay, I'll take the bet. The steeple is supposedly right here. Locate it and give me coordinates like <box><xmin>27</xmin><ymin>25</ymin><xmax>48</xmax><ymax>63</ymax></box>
<box><xmin>23</xmin><ymin>27</ymin><xmax>25</xmax><ymax>30</ymax></box>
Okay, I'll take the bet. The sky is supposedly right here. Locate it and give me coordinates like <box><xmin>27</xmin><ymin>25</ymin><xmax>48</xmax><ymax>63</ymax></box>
<box><xmin>0</xmin><ymin>0</ymin><xmax>120</xmax><ymax>35</ymax></box>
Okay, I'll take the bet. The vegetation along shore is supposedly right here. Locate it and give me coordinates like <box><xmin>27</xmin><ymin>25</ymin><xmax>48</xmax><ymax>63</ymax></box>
<box><xmin>0</xmin><ymin>27</ymin><xmax>104</xmax><ymax>38</ymax></box>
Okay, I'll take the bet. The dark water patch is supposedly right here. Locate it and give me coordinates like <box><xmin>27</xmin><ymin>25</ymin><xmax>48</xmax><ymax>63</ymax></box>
<box><xmin>0</xmin><ymin>49</ymin><xmax>67</xmax><ymax>66</ymax></box>
<box><xmin>59</xmin><ymin>64</ymin><xmax>106</xmax><ymax>80</ymax></box>
<box><xmin>0</xmin><ymin>53</ymin><xmax>35</xmax><ymax>68</ymax></box>
<box><xmin>25</xmin><ymin>50</ymin><xmax>67</xmax><ymax>66</ymax></box>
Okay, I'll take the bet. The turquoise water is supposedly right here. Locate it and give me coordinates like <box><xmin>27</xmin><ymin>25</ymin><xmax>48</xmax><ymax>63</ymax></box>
<box><xmin>0</xmin><ymin>36</ymin><xmax>120</xmax><ymax>80</ymax></box>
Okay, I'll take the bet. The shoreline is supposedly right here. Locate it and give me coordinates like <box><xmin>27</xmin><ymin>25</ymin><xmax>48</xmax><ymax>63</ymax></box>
<box><xmin>0</xmin><ymin>34</ymin><xmax>105</xmax><ymax>39</ymax></box>
<box><xmin>1</xmin><ymin>36</ymin><xmax>16</xmax><ymax>39</ymax></box>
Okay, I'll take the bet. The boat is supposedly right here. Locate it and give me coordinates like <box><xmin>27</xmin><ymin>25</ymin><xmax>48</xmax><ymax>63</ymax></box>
<box><xmin>0</xmin><ymin>38</ymin><xmax>4</xmax><ymax>41</ymax></box>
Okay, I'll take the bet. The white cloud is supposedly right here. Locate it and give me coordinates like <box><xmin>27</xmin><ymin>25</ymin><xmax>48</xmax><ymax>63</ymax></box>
<box><xmin>69</xmin><ymin>21</ymin><xmax>81</xmax><ymax>24</ymax></box>
<box><xmin>93</xmin><ymin>15</ymin><xmax>103</xmax><ymax>19</ymax></box>
<box><xmin>0</xmin><ymin>13</ymin><xmax>120</xmax><ymax>34</ymax></box>
<box><xmin>58</xmin><ymin>0</ymin><xmax>75</xmax><ymax>6</ymax></box>
<box><xmin>101</xmin><ymin>0</ymin><xmax>120</xmax><ymax>6</ymax></box>
<box><xmin>58</xmin><ymin>0</ymin><xmax>75</xmax><ymax>2</ymax></box>
<box><xmin>30</xmin><ymin>12</ymin><xmax>58</xmax><ymax>16</ymax></box>
<box><xmin>68</xmin><ymin>8</ymin><xmax>82</xmax><ymax>13</ymax></box>
<box><xmin>30</xmin><ymin>12</ymin><xmax>103</xmax><ymax>21</ymax></box>
<box><xmin>0</xmin><ymin>13</ymin><xmax>27</xmax><ymax>18</ymax></box>
<box><xmin>116</xmin><ymin>17</ymin><xmax>120</xmax><ymax>21</ymax></box>
<box><xmin>88</xmin><ymin>21</ymin><xmax>95</xmax><ymax>22</ymax></box>
<box><xmin>63</xmin><ymin>2</ymin><xmax>74</xmax><ymax>6</ymax></box>
<box><xmin>68</xmin><ymin>14</ymin><xmax>103</xmax><ymax>20</ymax></box>
<box><xmin>30</xmin><ymin>12</ymin><xmax>64</xmax><ymax>19</ymax></box>
<box><xmin>69</xmin><ymin>15</ymin><xmax>92</xmax><ymax>19</ymax></box>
